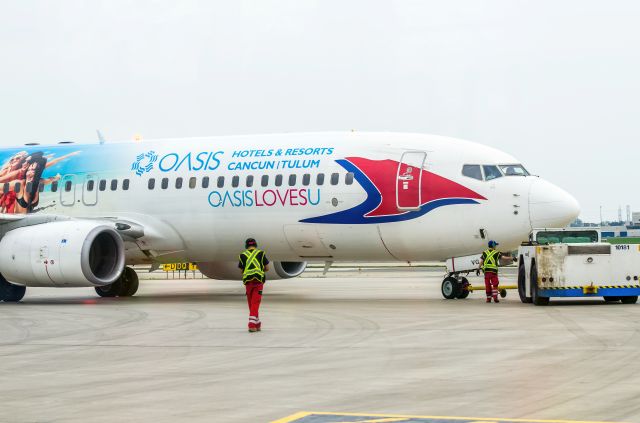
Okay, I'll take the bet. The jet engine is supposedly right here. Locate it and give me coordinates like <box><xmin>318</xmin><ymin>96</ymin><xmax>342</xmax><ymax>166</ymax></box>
<box><xmin>0</xmin><ymin>220</ymin><xmax>125</xmax><ymax>287</ymax></box>
<box><xmin>198</xmin><ymin>260</ymin><xmax>307</xmax><ymax>281</ymax></box>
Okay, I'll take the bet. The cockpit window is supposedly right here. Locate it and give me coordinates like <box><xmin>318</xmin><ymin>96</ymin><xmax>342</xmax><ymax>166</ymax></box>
<box><xmin>499</xmin><ymin>164</ymin><xmax>529</xmax><ymax>176</ymax></box>
<box><xmin>483</xmin><ymin>165</ymin><xmax>503</xmax><ymax>181</ymax></box>
<box><xmin>462</xmin><ymin>164</ymin><xmax>482</xmax><ymax>181</ymax></box>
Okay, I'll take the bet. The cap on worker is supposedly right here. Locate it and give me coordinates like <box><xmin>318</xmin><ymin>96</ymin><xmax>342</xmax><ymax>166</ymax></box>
<box><xmin>488</xmin><ymin>240</ymin><xmax>499</xmax><ymax>248</ymax></box>
<box><xmin>245</xmin><ymin>238</ymin><xmax>257</xmax><ymax>248</ymax></box>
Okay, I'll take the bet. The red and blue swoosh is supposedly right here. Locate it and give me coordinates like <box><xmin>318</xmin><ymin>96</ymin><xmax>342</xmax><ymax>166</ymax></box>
<box><xmin>300</xmin><ymin>157</ymin><xmax>486</xmax><ymax>224</ymax></box>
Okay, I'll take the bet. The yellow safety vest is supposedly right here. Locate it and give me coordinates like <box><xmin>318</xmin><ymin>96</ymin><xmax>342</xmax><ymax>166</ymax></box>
<box><xmin>240</xmin><ymin>248</ymin><xmax>266</xmax><ymax>283</ymax></box>
<box><xmin>482</xmin><ymin>249</ymin><xmax>500</xmax><ymax>273</ymax></box>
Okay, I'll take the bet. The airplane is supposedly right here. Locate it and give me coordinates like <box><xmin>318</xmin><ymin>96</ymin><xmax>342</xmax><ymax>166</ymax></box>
<box><xmin>0</xmin><ymin>132</ymin><xmax>579</xmax><ymax>302</ymax></box>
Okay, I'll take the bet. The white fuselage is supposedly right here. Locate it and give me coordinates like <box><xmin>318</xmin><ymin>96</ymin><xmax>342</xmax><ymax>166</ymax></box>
<box><xmin>0</xmin><ymin>132</ymin><xmax>580</xmax><ymax>264</ymax></box>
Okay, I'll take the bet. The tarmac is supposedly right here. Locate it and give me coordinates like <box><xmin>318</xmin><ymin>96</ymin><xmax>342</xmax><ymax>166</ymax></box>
<box><xmin>1</xmin><ymin>267</ymin><xmax>639</xmax><ymax>423</ymax></box>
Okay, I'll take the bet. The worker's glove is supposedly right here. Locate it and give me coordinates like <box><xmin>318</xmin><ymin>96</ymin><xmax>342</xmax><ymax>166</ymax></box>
<box><xmin>475</xmin><ymin>269</ymin><xmax>481</xmax><ymax>277</ymax></box>
<box><xmin>512</xmin><ymin>256</ymin><xmax>518</xmax><ymax>263</ymax></box>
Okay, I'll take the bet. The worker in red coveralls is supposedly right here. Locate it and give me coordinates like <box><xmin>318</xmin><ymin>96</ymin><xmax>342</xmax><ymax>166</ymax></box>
<box><xmin>478</xmin><ymin>240</ymin><xmax>512</xmax><ymax>303</ymax></box>
<box><xmin>238</xmin><ymin>238</ymin><xmax>270</xmax><ymax>332</ymax></box>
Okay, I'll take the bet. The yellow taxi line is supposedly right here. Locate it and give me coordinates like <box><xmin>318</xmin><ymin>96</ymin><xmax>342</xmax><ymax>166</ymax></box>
<box><xmin>270</xmin><ymin>411</ymin><xmax>626</xmax><ymax>423</ymax></box>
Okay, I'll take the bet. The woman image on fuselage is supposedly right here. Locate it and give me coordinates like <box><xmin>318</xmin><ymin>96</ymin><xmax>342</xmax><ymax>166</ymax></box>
<box><xmin>14</xmin><ymin>153</ymin><xmax>53</xmax><ymax>213</ymax></box>
<box><xmin>0</xmin><ymin>150</ymin><xmax>79</xmax><ymax>214</ymax></box>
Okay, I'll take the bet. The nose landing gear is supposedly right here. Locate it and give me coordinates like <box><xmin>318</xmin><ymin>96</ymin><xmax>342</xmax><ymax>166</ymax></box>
<box><xmin>441</xmin><ymin>275</ymin><xmax>470</xmax><ymax>299</ymax></box>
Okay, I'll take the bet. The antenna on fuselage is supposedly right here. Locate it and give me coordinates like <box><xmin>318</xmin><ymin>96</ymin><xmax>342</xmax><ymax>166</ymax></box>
<box><xmin>96</xmin><ymin>130</ymin><xmax>106</xmax><ymax>145</ymax></box>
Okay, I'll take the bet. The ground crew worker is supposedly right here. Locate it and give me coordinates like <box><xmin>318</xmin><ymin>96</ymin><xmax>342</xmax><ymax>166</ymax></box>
<box><xmin>238</xmin><ymin>238</ymin><xmax>270</xmax><ymax>332</ymax></box>
<box><xmin>478</xmin><ymin>240</ymin><xmax>507</xmax><ymax>303</ymax></box>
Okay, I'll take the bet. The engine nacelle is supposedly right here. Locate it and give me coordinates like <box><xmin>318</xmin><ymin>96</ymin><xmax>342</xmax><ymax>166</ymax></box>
<box><xmin>198</xmin><ymin>260</ymin><xmax>306</xmax><ymax>281</ymax></box>
<box><xmin>0</xmin><ymin>221</ymin><xmax>125</xmax><ymax>287</ymax></box>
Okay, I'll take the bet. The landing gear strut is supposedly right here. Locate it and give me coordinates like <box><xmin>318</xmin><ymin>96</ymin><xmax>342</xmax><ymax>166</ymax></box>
<box><xmin>95</xmin><ymin>267</ymin><xmax>139</xmax><ymax>298</ymax></box>
<box><xmin>0</xmin><ymin>273</ymin><xmax>26</xmax><ymax>303</ymax></box>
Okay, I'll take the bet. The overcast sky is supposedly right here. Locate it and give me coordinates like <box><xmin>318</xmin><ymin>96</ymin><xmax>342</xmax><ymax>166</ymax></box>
<box><xmin>0</xmin><ymin>0</ymin><xmax>638</xmax><ymax>222</ymax></box>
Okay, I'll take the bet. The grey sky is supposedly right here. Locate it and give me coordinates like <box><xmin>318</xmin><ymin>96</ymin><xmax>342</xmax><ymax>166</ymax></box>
<box><xmin>0</xmin><ymin>0</ymin><xmax>638</xmax><ymax>222</ymax></box>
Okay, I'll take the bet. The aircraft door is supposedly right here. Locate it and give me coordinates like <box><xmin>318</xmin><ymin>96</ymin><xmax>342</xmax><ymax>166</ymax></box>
<box><xmin>82</xmin><ymin>174</ymin><xmax>97</xmax><ymax>206</ymax></box>
<box><xmin>396</xmin><ymin>151</ymin><xmax>426</xmax><ymax>210</ymax></box>
<box><xmin>60</xmin><ymin>174</ymin><xmax>76</xmax><ymax>206</ymax></box>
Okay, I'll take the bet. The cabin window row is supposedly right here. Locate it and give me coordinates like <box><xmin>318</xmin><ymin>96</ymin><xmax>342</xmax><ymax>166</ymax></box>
<box><xmin>45</xmin><ymin>178</ymin><xmax>131</xmax><ymax>193</ymax></box>
<box><xmin>146</xmin><ymin>172</ymin><xmax>355</xmax><ymax>190</ymax></box>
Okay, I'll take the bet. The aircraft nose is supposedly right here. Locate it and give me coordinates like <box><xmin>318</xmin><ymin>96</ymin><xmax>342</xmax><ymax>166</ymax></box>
<box><xmin>529</xmin><ymin>178</ymin><xmax>580</xmax><ymax>228</ymax></box>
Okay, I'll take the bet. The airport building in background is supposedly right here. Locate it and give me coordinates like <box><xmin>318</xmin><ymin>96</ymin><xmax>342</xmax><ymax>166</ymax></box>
<box><xmin>572</xmin><ymin>207</ymin><xmax>640</xmax><ymax>240</ymax></box>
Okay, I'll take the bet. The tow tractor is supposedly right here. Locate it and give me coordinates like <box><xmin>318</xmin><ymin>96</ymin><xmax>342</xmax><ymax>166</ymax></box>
<box><xmin>517</xmin><ymin>228</ymin><xmax>640</xmax><ymax>305</ymax></box>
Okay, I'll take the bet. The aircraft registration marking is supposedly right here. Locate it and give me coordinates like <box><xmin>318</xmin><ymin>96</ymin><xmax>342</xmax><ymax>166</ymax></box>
<box><xmin>271</xmin><ymin>412</ymin><xmax>624</xmax><ymax>423</ymax></box>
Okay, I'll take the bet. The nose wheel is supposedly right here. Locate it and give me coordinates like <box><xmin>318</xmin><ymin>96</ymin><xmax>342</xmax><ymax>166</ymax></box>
<box><xmin>441</xmin><ymin>275</ymin><xmax>470</xmax><ymax>299</ymax></box>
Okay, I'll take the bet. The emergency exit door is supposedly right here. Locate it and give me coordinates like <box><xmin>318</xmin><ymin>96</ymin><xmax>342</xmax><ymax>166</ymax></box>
<box><xmin>396</xmin><ymin>151</ymin><xmax>426</xmax><ymax>210</ymax></box>
<box><xmin>60</xmin><ymin>174</ymin><xmax>76</xmax><ymax>206</ymax></box>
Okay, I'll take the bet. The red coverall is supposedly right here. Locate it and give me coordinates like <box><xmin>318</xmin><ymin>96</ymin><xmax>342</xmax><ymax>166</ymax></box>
<box><xmin>245</xmin><ymin>280</ymin><xmax>263</xmax><ymax>330</ymax></box>
<box><xmin>239</xmin><ymin>247</ymin><xmax>269</xmax><ymax>331</ymax></box>
<box><xmin>484</xmin><ymin>271</ymin><xmax>500</xmax><ymax>302</ymax></box>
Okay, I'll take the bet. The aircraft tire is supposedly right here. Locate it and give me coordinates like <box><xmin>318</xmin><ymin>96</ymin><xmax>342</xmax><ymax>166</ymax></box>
<box><xmin>95</xmin><ymin>280</ymin><xmax>122</xmax><ymax>298</ymax></box>
<box><xmin>603</xmin><ymin>296</ymin><xmax>621</xmax><ymax>302</ymax></box>
<box><xmin>518</xmin><ymin>259</ymin><xmax>532</xmax><ymax>303</ymax></box>
<box><xmin>0</xmin><ymin>273</ymin><xmax>26</xmax><ymax>302</ymax></box>
<box><xmin>441</xmin><ymin>277</ymin><xmax>461</xmax><ymax>300</ymax></box>
<box><xmin>118</xmin><ymin>267</ymin><xmax>139</xmax><ymax>297</ymax></box>
<box><xmin>530</xmin><ymin>262</ymin><xmax>549</xmax><ymax>306</ymax></box>
<box><xmin>621</xmin><ymin>296</ymin><xmax>638</xmax><ymax>304</ymax></box>
<box><xmin>455</xmin><ymin>277</ymin><xmax>470</xmax><ymax>299</ymax></box>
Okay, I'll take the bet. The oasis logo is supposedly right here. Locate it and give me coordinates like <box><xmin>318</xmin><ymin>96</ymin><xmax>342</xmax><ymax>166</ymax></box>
<box><xmin>131</xmin><ymin>150</ymin><xmax>224</xmax><ymax>176</ymax></box>
<box><xmin>131</xmin><ymin>151</ymin><xmax>158</xmax><ymax>176</ymax></box>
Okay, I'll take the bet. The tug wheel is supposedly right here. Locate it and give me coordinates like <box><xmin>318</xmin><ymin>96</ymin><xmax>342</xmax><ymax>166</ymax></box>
<box><xmin>531</xmin><ymin>262</ymin><xmax>549</xmax><ymax>306</ymax></box>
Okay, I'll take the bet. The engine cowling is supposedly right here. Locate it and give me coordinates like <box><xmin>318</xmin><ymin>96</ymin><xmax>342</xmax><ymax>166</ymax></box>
<box><xmin>198</xmin><ymin>260</ymin><xmax>306</xmax><ymax>281</ymax></box>
<box><xmin>0</xmin><ymin>221</ymin><xmax>125</xmax><ymax>287</ymax></box>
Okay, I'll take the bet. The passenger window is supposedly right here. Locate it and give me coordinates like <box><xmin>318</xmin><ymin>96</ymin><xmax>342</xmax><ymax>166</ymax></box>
<box><xmin>161</xmin><ymin>178</ymin><xmax>169</xmax><ymax>189</ymax></box>
<box><xmin>189</xmin><ymin>177</ymin><xmax>196</xmax><ymax>189</ymax></box>
<box><xmin>64</xmin><ymin>181</ymin><xmax>72</xmax><ymax>192</ymax></box>
<box><xmin>288</xmin><ymin>174</ymin><xmax>296</xmax><ymax>186</ymax></box>
<box><xmin>330</xmin><ymin>173</ymin><xmax>339</xmax><ymax>185</ymax></box>
<box><xmin>217</xmin><ymin>176</ymin><xmax>224</xmax><ymax>188</ymax></box>
<box><xmin>148</xmin><ymin>178</ymin><xmax>156</xmax><ymax>190</ymax></box>
<box><xmin>317</xmin><ymin>173</ymin><xmax>325</xmax><ymax>185</ymax></box>
<box><xmin>99</xmin><ymin>180</ymin><xmax>106</xmax><ymax>191</ymax></box>
<box><xmin>123</xmin><ymin>179</ymin><xmax>130</xmax><ymax>191</ymax></box>
<box><xmin>175</xmin><ymin>177</ymin><xmax>183</xmax><ymax>189</ymax></box>
<box><xmin>13</xmin><ymin>182</ymin><xmax>20</xmax><ymax>192</ymax></box>
<box><xmin>462</xmin><ymin>165</ymin><xmax>483</xmax><ymax>181</ymax></box>
<box><xmin>345</xmin><ymin>172</ymin><xmax>354</xmax><ymax>185</ymax></box>
<box><xmin>232</xmin><ymin>176</ymin><xmax>239</xmax><ymax>188</ymax></box>
<box><xmin>302</xmin><ymin>174</ymin><xmax>311</xmax><ymax>186</ymax></box>
<box><xmin>2</xmin><ymin>183</ymin><xmax>8</xmax><ymax>193</ymax></box>
<box><xmin>51</xmin><ymin>181</ymin><xmax>58</xmax><ymax>192</ymax></box>
<box><xmin>38</xmin><ymin>183</ymin><xmax>45</xmax><ymax>193</ymax></box>
<box><xmin>261</xmin><ymin>175</ymin><xmax>269</xmax><ymax>187</ymax></box>
<box><xmin>246</xmin><ymin>175</ymin><xmax>254</xmax><ymax>187</ymax></box>
<box><xmin>483</xmin><ymin>165</ymin><xmax>503</xmax><ymax>181</ymax></box>
<box><xmin>110</xmin><ymin>179</ymin><xmax>118</xmax><ymax>191</ymax></box>
<box><xmin>202</xmin><ymin>176</ymin><xmax>209</xmax><ymax>188</ymax></box>
<box><xmin>87</xmin><ymin>180</ymin><xmax>95</xmax><ymax>191</ymax></box>
<box><xmin>275</xmin><ymin>174</ymin><xmax>283</xmax><ymax>187</ymax></box>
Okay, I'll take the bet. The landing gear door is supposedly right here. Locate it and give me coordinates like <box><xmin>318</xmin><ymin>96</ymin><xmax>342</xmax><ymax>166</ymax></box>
<box><xmin>396</xmin><ymin>151</ymin><xmax>426</xmax><ymax>211</ymax></box>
